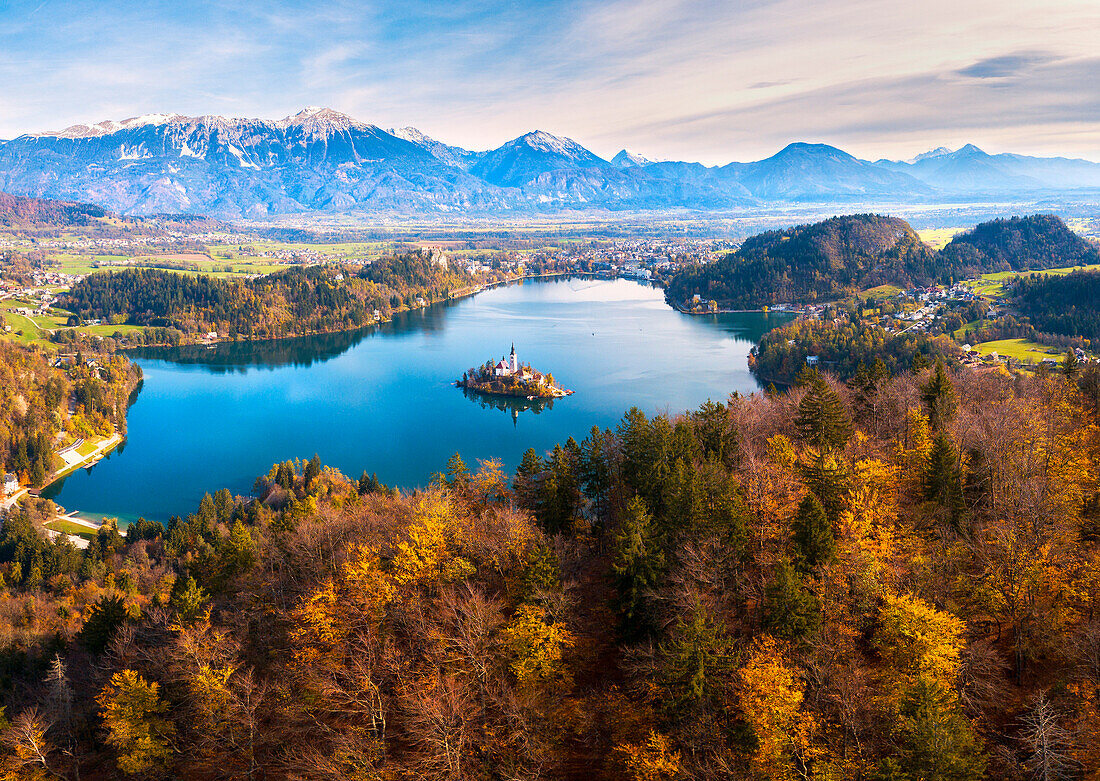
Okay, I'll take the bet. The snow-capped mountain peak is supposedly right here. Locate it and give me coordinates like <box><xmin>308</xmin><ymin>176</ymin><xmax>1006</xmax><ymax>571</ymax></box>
<box><xmin>278</xmin><ymin>107</ymin><xmax>366</xmax><ymax>131</ymax></box>
<box><xmin>519</xmin><ymin>130</ymin><xmax>584</xmax><ymax>156</ymax></box>
<box><xmin>390</xmin><ymin>126</ymin><xmax>433</xmax><ymax>145</ymax></box>
<box><xmin>612</xmin><ymin>149</ymin><xmax>653</xmax><ymax>168</ymax></box>
<box><xmin>909</xmin><ymin>146</ymin><xmax>951</xmax><ymax>164</ymax></box>
<box><xmin>37</xmin><ymin>113</ymin><xmax>185</xmax><ymax>139</ymax></box>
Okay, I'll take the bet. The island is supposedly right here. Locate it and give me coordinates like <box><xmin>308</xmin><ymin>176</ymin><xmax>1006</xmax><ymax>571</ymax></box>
<box><xmin>458</xmin><ymin>344</ymin><xmax>572</xmax><ymax>399</ymax></box>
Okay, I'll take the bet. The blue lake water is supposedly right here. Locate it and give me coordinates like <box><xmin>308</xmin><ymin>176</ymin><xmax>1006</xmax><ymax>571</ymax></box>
<box><xmin>43</xmin><ymin>278</ymin><xmax>791</xmax><ymax>523</ymax></box>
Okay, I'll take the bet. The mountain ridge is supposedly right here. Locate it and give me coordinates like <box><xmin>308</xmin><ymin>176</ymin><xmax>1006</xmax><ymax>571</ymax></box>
<box><xmin>2</xmin><ymin>108</ymin><xmax>1100</xmax><ymax>217</ymax></box>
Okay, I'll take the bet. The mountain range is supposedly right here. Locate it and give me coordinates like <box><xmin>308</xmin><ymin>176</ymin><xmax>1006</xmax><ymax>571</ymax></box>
<box><xmin>1</xmin><ymin>107</ymin><xmax>1099</xmax><ymax>218</ymax></box>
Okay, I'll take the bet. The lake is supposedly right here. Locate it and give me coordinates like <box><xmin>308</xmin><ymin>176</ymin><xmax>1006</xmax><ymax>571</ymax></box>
<box><xmin>43</xmin><ymin>278</ymin><xmax>791</xmax><ymax>523</ymax></box>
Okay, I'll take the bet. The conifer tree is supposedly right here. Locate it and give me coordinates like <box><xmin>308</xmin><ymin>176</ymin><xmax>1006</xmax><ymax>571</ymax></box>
<box><xmin>920</xmin><ymin>360</ymin><xmax>958</xmax><ymax>431</ymax></box>
<box><xmin>1062</xmin><ymin>349</ymin><xmax>1080</xmax><ymax>380</ymax></box>
<box><xmin>795</xmin><ymin>371</ymin><xmax>853</xmax><ymax>451</ymax></box>
<box><xmin>762</xmin><ymin>560</ymin><xmax>822</xmax><ymax>641</ymax></box>
<box><xmin>445</xmin><ymin>452</ymin><xmax>469</xmax><ymax>488</ymax></box>
<box><xmin>612</xmin><ymin>496</ymin><xmax>664</xmax><ymax>640</ymax></box>
<box><xmin>879</xmin><ymin>678</ymin><xmax>985</xmax><ymax>781</ymax></box>
<box><xmin>923</xmin><ymin>431</ymin><xmax>966</xmax><ymax>528</ymax></box>
<box><xmin>790</xmin><ymin>493</ymin><xmax>835</xmax><ymax>570</ymax></box>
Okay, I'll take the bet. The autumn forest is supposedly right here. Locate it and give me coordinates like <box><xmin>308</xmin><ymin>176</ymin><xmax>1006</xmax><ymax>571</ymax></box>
<box><xmin>1</xmin><ymin>357</ymin><xmax>1099</xmax><ymax>779</ymax></box>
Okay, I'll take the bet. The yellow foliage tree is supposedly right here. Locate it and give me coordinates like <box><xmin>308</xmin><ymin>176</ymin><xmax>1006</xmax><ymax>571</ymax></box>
<box><xmin>874</xmin><ymin>593</ymin><xmax>964</xmax><ymax>693</ymax></box>
<box><xmin>619</xmin><ymin>730</ymin><xmax>682</xmax><ymax>781</ymax></box>
<box><xmin>501</xmin><ymin>604</ymin><xmax>574</xmax><ymax>688</ymax></box>
<box><xmin>97</xmin><ymin>669</ymin><xmax>174</xmax><ymax>775</ymax></box>
<box><xmin>735</xmin><ymin>635</ymin><xmax>815</xmax><ymax>779</ymax></box>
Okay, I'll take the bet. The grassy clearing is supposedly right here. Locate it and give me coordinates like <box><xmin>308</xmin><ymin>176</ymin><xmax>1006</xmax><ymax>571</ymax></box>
<box><xmin>916</xmin><ymin>227</ymin><xmax>966</xmax><ymax>250</ymax></box>
<box><xmin>964</xmin><ymin>263</ymin><xmax>1100</xmax><ymax>298</ymax></box>
<box><xmin>973</xmin><ymin>338</ymin><xmax>1062</xmax><ymax>363</ymax></box>
<box><xmin>861</xmin><ymin>284</ymin><xmax>902</xmax><ymax>300</ymax></box>
<box><xmin>44</xmin><ymin>518</ymin><xmax>98</xmax><ymax>540</ymax></box>
<box><xmin>74</xmin><ymin>439</ymin><xmax>101</xmax><ymax>458</ymax></box>
<box><xmin>77</xmin><ymin>323</ymin><xmax>149</xmax><ymax>337</ymax></box>
<box><xmin>50</xmin><ymin>251</ymin><xmax>292</xmax><ymax>278</ymax></box>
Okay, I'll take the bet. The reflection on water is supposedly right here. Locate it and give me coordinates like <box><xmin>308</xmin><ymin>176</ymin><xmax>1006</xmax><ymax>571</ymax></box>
<box><xmin>127</xmin><ymin>298</ymin><xmax>466</xmax><ymax>373</ymax></box>
<box><xmin>460</xmin><ymin>386</ymin><xmax>556</xmax><ymax>424</ymax></box>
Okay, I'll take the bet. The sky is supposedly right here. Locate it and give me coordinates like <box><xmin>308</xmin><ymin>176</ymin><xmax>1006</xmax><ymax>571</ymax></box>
<box><xmin>1</xmin><ymin>0</ymin><xmax>1098</xmax><ymax>164</ymax></box>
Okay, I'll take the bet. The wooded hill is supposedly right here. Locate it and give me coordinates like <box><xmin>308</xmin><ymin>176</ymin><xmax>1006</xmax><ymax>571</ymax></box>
<box><xmin>60</xmin><ymin>251</ymin><xmax>486</xmax><ymax>340</ymax></box>
<box><xmin>752</xmin><ymin>318</ymin><xmax>959</xmax><ymax>385</ymax></box>
<box><xmin>0</xmin><ymin>190</ymin><xmax>224</xmax><ymax>236</ymax></box>
<box><xmin>1011</xmin><ymin>268</ymin><xmax>1100</xmax><ymax>342</ymax></box>
<box><xmin>3</xmin><ymin>363</ymin><xmax>1100</xmax><ymax>778</ymax></box>
<box><xmin>666</xmin><ymin>213</ymin><xmax>1100</xmax><ymax>308</ymax></box>
<box><xmin>0</xmin><ymin>191</ymin><xmax>108</xmax><ymax>228</ymax></box>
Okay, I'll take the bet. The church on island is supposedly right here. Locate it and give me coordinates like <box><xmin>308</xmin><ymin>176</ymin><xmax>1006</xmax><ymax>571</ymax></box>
<box><xmin>459</xmin><ymin>344</ymin><xmax>572</xmax><ymax>399</ymax></box>
<box><xmin>493</xmin><ymin>344</ymin><xmax>521</xmax><ymax>377</ymax></box>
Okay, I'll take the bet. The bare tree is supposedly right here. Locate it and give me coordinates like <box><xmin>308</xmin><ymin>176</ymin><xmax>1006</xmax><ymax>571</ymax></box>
<box><xmin>1018</xmin><ymin>693</ymin><xmax>1078</xmax><ymax>781</ymax></box>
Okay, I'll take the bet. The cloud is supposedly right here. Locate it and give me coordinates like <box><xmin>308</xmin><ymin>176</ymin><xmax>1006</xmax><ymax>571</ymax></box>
<box><xmin>0</xmin><ymin>0</ymin><xmax>1099</xmax><ymax>163</ymax></box>
<box><xmin>956</xmin><ymin>51</ymin><xmax>1058</xmax><ymax>79</ymax></box>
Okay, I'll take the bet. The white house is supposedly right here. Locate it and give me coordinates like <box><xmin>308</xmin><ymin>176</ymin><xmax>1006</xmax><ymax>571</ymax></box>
<box><xmin>2</xmin><ymin>473</ymin><xmax>18</xmax><ymax>496</ymax></box>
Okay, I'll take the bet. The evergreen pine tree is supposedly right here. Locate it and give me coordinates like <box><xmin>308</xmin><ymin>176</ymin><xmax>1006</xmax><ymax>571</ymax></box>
<box><xmin>612</xmin><ymin>496</ymin><xmax>664</xmax><ymax>640</ymax></box>
<box><xmin>790</xmin><ymin>493</ymin><xmax>835</xmax><ymax>570</ymax></box>
<box><xmin>795</xmin><ymin>371</ymin><xmax>853</xmax><ymax>451</ymax></box>
<box><xmin>762</xmin><ymin>559</ymin><xmax>822</xmax><ymax>641</ymax></box>
<box><xmin>920</xmin><ymin>360</ymin><xmax>958</xmax><ymax>431</ymax></box>
<box><xmin>923</xmin><ymin>431</ymin><xmax>966</xmax><ymax>528</ymax></box>
<box><xmin>878</xmin><ymin>678</ymin><xmax>986</xmax><ymax>781</ymax></box>
<box><xmin>445</xmin><ymin>452</ymin><xmax>469</xmax><ymax>488</ymax></box>
<box><xmin>1062</xmin><ymin>349</ymin><xmax>1080</xmax><ymax>380</ymax></box>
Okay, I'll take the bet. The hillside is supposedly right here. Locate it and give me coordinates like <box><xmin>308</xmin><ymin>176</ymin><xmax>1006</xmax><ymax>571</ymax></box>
<box><xmin>0</xmin><ymin>191</ymin><xmax>109</xmax><ymax>227</ymax></box>
<box><xmin>938</xmin><ymin>214</ymin><xmax>1100</xmax><ymax>277</ymax></box>
<box><xmin>665</xmin><ymin>214</ymin><xmax>939</xmax><ymax>307</ymax></box>
<box><xmin>667</xmin><ymin>213</ymin><xmax>1098</xmax><ymax>308</ymax></box>
<box><xmin>1010</xmin><ymin>268</ymin><xmax>1100</xmax><ymax>341</ymax></box>
<box><xmin>0</xmin><ymin>340</ymin><xmax>138</xmax><ymax>485</ymax></box>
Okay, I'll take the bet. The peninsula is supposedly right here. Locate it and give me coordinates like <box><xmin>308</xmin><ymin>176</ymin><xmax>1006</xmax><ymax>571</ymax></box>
<box><xmin>458</xmin><ymin>344</ymin><xmax>572</xmax><ymax>399</ymax></box>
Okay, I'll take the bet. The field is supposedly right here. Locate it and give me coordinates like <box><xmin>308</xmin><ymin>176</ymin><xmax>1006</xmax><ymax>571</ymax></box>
<box><xmin>972</xmin><ymin>338</ymin><xmax>1063</xmax><ymax>364</ymax></box>
<box><xmin>50</xmin><ymin>251</ymin><xmax>291</xmax><ymax>278</ymax></box>
<box><xmin>43</xmin><ymin>518</ymin><xmax>98</xmax><ymax>541</ymax></box>
<box><xmin>964</xmin><ymin>263</ymin><xmax>1100</xmax><ymax>297</ymax></box>
<box><xmin>916</xmin><ymin>227</ymin><xmax>965</xmax><ymax>250</ymax></box>
<box><xmin>0</xmin><ymin>296</ymin><xmax>153</xmax><ymax>348</ymax></box>
<box><xmin>861</xmin><ymin>284</ymin><xmax>902</xmax><ymax>300</ymax></box>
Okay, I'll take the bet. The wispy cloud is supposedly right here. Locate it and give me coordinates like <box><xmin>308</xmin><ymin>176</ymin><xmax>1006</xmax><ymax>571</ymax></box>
<box><xmin>0</xmin><ymin>0</ymin><xmax>1098</xmax><ymax>163</ymax></box>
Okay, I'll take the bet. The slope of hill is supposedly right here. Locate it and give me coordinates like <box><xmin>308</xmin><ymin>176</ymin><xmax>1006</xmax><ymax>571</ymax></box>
<box><xmin>665</xmin><ymin>214</ymin><xmax>939</xmax><ymax>307</ymax></box>
<box><xmin>938</xmin><ymin>214</ymin><xmax>1100</xmax><ymax>277</ymax></box>
<box><xmin>1010</xmin><ymin>269</ymin><xmax>1100</xmax><ymax>341</ymax></box>
<box><xmin>0</xmin><ymin>191</ymin><xmax>108</xmax><ymax>227</ymax></box>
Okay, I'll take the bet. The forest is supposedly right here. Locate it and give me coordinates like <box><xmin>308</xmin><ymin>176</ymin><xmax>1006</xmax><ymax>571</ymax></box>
<box><xmin>2</xmin><ymin>360</ymin><xmax>1100</xmax><ymax>779</ymax></box>
<box><xmin>1010</xmin><ymin>269</ymin><xmax>1100</xmax><ymax>343</ymax></box>
<box><xmin>60</xmin><ymin>251</ymin><xmax>491</xmax><ymax>341</ymax></box>
<box><xmin>751</xmin><ymin>318</ymin><xmax>958</xmax><ymax>385</ymax></box>
<box><xmin>0</xmin><ymin>342</ymin><xmax>139</xmax><ymax>485</ymax></box>
<box><xmin>666</xmin><ymin>214</ymin><xmax>1099</xmax><ymax>308</ymax></box>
